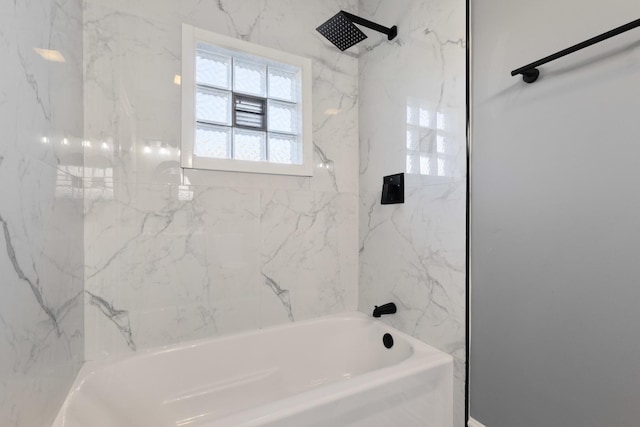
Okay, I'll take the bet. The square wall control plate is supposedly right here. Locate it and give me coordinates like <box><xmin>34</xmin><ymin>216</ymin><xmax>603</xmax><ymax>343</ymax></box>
<box><xmin>381</xmin><ymin>173</ymin><xmax>404</xmax><ymax>204</ymax></box>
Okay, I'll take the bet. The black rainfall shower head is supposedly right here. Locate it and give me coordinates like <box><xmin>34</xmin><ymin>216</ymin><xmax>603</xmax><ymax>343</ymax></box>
<box><xmin>316</xmin><ymin>11</ymin><xmax>368</xmax><ymax>51</ymax></box>
<box><xmin>316</xmin><ymin>11</ymin><xmax>398</xmax><ymax>52</ymax></box>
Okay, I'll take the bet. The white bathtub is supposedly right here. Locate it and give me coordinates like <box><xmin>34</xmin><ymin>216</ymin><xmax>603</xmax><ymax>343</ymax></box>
<box><xmin>53</xmin><ymin>312</ymin><xmax>453</xmax><ymax>427</ymax></box>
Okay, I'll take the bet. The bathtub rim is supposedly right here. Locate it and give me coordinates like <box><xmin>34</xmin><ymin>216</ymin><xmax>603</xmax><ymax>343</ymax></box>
<box><xmin>81</xmin><ymin>311</ymin><xmax>447</xmax><ymax>369</ymax></box>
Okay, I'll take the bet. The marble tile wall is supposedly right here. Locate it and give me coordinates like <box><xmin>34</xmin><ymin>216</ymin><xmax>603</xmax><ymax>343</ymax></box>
<box><xmin>357</xmin><ymin>0</ymin><xmax>467</xmax><ymax>425</ymax></box>
<box><xmin>83</xmin><ymin>0</ymin><xmax>360</xmax><ymax>360</ymax></box>
<box><xmin>0</xmin><ymin>0</ymin><xmax>85</xmax><ymax>426</ymax></box>
<box><xmin>0</xmin><ymin>0</ymin><xmax>466</xmax><ymax>422</ymax></box>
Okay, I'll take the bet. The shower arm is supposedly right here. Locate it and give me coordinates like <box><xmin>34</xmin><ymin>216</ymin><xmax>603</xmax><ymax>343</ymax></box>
<box><xmin>341</xmin><ymin>11</ymin><xmax>398</xmax><ymax>40</ymax></box>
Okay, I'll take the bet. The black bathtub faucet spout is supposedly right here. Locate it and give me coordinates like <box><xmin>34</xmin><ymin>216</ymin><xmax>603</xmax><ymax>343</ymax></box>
<box><xmin>372</xmin><ymin>303</ymin><xmax>397</xmax><ymax>318</ymax></box>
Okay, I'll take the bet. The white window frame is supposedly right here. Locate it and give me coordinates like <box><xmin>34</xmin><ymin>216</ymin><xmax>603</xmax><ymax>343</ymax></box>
<box><xmin>181</xmin><ymin>24</ymin><xmax>313</xmax><ymax>176</ymax></box>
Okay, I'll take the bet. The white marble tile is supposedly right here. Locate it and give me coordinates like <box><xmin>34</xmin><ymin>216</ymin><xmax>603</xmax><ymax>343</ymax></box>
<box><xmin>0</xmin><ymin>0</ymin><xmax>84</xmax><ymax>425</ymax></box>
<box><xmin>358</xmin><ymin>0</ymin><xmax>466</xmax><ymax>192</ymax></box>
<box><xmin>359</xmin><ymin>184</ymin><xmax>466</xmax><ymax>358</ymax></box>
<box><xmin>85</xmin><ymin>184</ymin><xmax>359</xmax><ymax>360</ymax></box>
<box><xmin>83</xmin><ymin>0</ymin><xmax>263</xmax><ymax>42</ymax></box>
<box><xmin>83</xmin><ymin>2</ymin><xmax>183</xmax><ymax>186</ymax></box>
<box><xmin>84</xmin><ymin>183</ymin><xmax>263</xmax><ymax>359</ymax></box>
<box><xmin>260</xmin><ymin>190</ymin><xmax>358</xmax><ymax>326</ymax></box>
<box><xmin>83</xmin><ymin>0</ymin><xmax>361</xmax><ymax>359</ymax></box>
<box><xmin>358</xmin><ymin>0</ymin><xmax>467</xmax><ymax>424</ymax></box>
<box><xmin>0</xmin><ymin>1</ymin><xmax>84</xmax><ymax>172</ymax></box>
<box><xmin>309</xmin><ymin>69</ymin><xmax>360</xmax><ymax>194</ymax></box>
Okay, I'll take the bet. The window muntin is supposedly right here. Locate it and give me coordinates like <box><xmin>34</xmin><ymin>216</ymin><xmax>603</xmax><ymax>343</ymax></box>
<box><xmin>182</xmin><ymin>25</ymin><xmax>313</xmax><ymax>176</ymax></box>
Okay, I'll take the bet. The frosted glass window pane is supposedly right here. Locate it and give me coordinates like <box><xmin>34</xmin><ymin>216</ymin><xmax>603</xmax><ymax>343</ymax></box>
<box><xmin>420</xmin><ymin>154</ymin><xmax>432</xmax><ymax>176</ymax></box>
<box><xmin>268</xmin><ymin>68</ymin><xmax>298</xmax><ymax>102</ymax></box>
<box><xmin>419</xmin><ymin>128</ymin><xmax>434</xmax><ymax>152</ymax></box>
<box><xmin>234</xmin><ymin>129</ymin><xmax>266</xmax><ymax>161</ymax></box>
<box><xmin>269</xmin><ymin>134</ymin><xmax>300</xmax><ymax>164</ymax></box>
<box><xmin>407</xmin><ymin>106</ymin><xmax>418</xmax><ymax>125</ymax></box>
<box><xmin>234</xmin><ymin>60</ymin><xmax>266</xmax><ymax>97</ymax></box>
<box><xmin>268</xmin><ymin>101</ymin><xmax>298</xmax><ymax>134</ymax></box>
<box><xmin>419</xmin><ymin>108</ymin><xmax>431</xmax><ymax>128</ymax></box>
<box><xmin>406</xmin><ymin>153</ymin><xmax>420</xmax><ymax>174</ymax></box>
<box><xmin>407</xmin><ymin>127</ymin><xmax>419</xmax><ymax>150</ymax></box>
<box><xmin>196</xmin><ymin>48</ymin><xmax>231</xmax><ymax>89</ymax></box>
<box><xmin>195</xmin><ymin>124</ymin><xmax>231</xmax><ymax>159</ymax></box>
<box><xmin>196</xmin><ymin>87</ymin><xmax>231</xmax><ymax>125</ymax></box>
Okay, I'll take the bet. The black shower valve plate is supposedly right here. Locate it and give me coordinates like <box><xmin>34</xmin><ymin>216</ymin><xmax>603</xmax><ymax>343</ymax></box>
<box><xmin>381</xmin><ymin>173</ymin><xmax>404</xmax><ymax>205</ymax></box>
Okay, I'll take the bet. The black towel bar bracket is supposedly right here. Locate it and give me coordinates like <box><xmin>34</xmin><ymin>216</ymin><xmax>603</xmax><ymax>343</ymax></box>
<box><xmin>511</xmin><ymin>18</ymin><xmax>640</xmax><ymax>84</ymax></box>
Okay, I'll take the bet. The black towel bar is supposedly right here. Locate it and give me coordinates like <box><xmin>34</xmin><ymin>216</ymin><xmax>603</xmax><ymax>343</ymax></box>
<box><xmin>511</xmin><ymin>18</ymin><xmax>640</xmax><ymax>83</ymax></box>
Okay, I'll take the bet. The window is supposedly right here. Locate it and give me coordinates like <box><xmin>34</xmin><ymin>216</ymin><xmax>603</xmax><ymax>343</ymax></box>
<box><xmin>181</xmin><ymin>25</ymin><xmax>313</xmax><ymax>176</ymax></box>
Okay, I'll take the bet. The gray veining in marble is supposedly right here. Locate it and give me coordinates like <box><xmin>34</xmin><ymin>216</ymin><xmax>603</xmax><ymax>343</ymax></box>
<box><xmin>86</xmin><ymin>292</ymin><xmax>136</xmax><ymax>351</ymax></box>
<box><xmin>263</xmin><ymin>274</ymin><xmax>294</xmax><ymax>322</ymax></box>
<box><xmin>0</xmin><ymin>214</ymin><xmax>60</xmax><ymax>334</ymax></box>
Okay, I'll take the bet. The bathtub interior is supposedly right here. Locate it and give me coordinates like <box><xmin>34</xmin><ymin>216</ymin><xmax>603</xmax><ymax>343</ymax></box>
<box><xmin>55</xmin><ymin>314</ymin><xmax>451</xmax><ymax>427</ymax></box>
